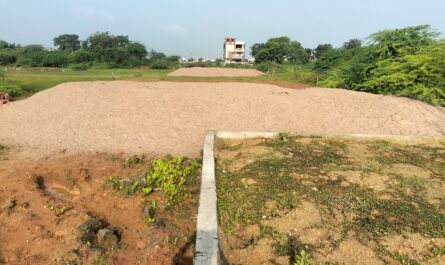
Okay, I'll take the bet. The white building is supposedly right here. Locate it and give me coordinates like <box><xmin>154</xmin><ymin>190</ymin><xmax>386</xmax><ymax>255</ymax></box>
<box><xmin>223</xmin><ymin>37</ymin><xmax>245</xmax><ymax>63</ymax></box>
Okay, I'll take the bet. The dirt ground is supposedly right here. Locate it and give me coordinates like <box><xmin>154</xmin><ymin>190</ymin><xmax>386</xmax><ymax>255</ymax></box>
<box><xmin>216</xmin><ymin>136</ymin><xmax>445</xmax><ymax>265</ymax></box>
<box><xmin>0</xmin><ymin>81</ymin><xmax>444</xmax><ymax>159</ymax></box>
<box><xmin>0</xmin><ymin>149</ymin><xmax>200</xmax><ymax>265</ymax></box>
<box><xmin>167</xmin><ymin>67</ymin><xmax>263</xmax><ymax>77</ymax></box>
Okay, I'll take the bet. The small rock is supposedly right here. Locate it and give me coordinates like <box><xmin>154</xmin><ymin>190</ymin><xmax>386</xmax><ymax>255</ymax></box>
<box><xmin>75</xmin><ymin>218</ymin><xmax>104</xmax><ymax>244</ymax></box>
<box><xmin>96</xmin><ymin>229</ymin><xmax>119</xmax><ymax>249</ymax></box>
<box><xmin>241</xmin><ymin>178</ymin><xmax>257</xmax><ymax>186</ymax></box>
<box><xmin>154</xmin><ymin>219</ymin><xmax>179</xmax><ymax>233</ymax></box>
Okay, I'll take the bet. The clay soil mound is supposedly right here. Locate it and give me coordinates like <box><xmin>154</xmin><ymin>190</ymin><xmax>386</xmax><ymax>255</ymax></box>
<box><xmin>167</xmin><ymin>67</ymin><xmax>263</xmax><ymax>77</ymax></box>
<box><xmin>0</xmin><ymin>81</ymin><xmax>445</xmax><ymax>158</ymax></box>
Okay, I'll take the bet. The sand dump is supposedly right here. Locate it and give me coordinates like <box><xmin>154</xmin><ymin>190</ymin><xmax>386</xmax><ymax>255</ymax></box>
<box><xmin>167</xmin><ymin>67</ymin><xmax>263</xmax><ymax>77</ymax></box>
<box><xmin>0</xmin><ymin>81</ymin><xmax>444</xmax><ymax>158</ymax></box>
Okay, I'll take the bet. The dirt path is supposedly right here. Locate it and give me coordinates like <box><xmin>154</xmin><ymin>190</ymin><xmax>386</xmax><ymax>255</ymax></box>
<box><xmin>0</xmin><ymin>81</ymin><xmax>444</xmax><ymax>158</ymax></box>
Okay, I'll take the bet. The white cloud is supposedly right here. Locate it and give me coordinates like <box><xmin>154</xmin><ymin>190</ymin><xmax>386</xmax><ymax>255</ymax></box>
<box><xmin>161</xmin><ymin>24</ymin><xmax>189</xmax><ymax>36</ymax></box>
<box><xmin>74</xmin><ymin>7</ymin><xmax>114</xmax><ymax>21</ymax></box>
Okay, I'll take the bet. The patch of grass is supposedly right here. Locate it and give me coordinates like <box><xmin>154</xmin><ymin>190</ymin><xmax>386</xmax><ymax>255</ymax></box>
<box><xmin>123</xmin><ymin>155</ymin><xmax>144</xmax><ymax>167</ymax></box>
<box><xmin>216</xmin><ymin>136</ymin><xmax>445</xmax><ymax>263</ymax></box>
<box><xmin>106</xmin><ymin>176</ymin><xmax>141</xmax><ymax>196</ymax></box>
<box><xmin>1</xmin><ymin>66</ymin><xmax>314</xmax><ymax>99</ymax></box>
<box><xmin>64</xmin><ymin>169</ymin><xmax>79</xmax><ymax>190</ymax></box>
<box><xmin>106</xmin><ymin>156</ymin><xmax>201</xmax><ymax>204</ymax></box>
<box><xmin>145</xmin><ymin>156</ymin><xmax>200</xmax><ymax>204</ymax></box>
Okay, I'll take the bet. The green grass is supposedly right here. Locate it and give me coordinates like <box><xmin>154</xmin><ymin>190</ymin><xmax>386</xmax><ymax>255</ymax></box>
<box><xmin>0</xmin><ymin>67</ymin><xmax>169</xmax><ymax>98</ymax></box>
<box><xmin>0</xmin><ymin>65</ymin><xmax>316</xmax><ymax>98</ymax></box>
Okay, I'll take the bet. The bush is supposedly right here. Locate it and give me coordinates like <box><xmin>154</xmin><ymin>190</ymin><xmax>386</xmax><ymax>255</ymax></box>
<box><xmin>255</xmin><ymin>62</ymin><xmax>288</xmax><ymax>73</ymax></box>
<box><xmin>42</xmin><ymin>52</ymin><xmax>69</xmax><ymax>67</ymax></box>
<box><xmin>0</xmin><ymin>79</ymin><xmax>25</xmax><ymax>98</ymax></box>
<box><xmin>0</xmin><ymin>53</ymin><xmax>16</xmax><ymax>65</ymax></box>
<box><xmin>150</xmin><ymin>60</ymin><xmax>172</xmax><ymax>69</ymax></box>
<box><xmin>70</xmin><ymin>63</ymin><xmax>90</xmax><ymax>71</ymax></box>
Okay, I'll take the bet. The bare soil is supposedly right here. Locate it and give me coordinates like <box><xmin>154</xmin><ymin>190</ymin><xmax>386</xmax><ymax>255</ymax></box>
<box><xmin>1</xmin><ymin>81</ymin><xmax>444</xmax><ymax>159</ymax></box>
<box><xmin>0</xmin><ymin>150</ymin><xmax>199</xmax><ymax>265</ymax></box>
<box><xmin>167</xmin><ymin>67</ymin><xmax>263</xmax><ymax>77</ymax></box>
<box><xmin>216</xmin><ymin>136</ymin><xmax>445</xmax><ymax>265</ymax></box>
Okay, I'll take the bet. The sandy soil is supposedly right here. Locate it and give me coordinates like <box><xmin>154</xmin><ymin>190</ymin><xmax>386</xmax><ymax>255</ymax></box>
<box><xmin>167</xmin><ymin>67</ymin><xmax>263</xmax><ymax>77</ymax></box>
<box><xmin>0</xmin><ymin>152</ymin><xmax>199</xmax><ymax>265</ymax></box>
<box><xmin>215</xmin><ymin>137</ymin><xmax>445</xmax><ymax>265</ymax></box>
<box><xmin>0</xmin><ymin>81</ymin><xmax>445</xmax><ymax>159</ymax></box>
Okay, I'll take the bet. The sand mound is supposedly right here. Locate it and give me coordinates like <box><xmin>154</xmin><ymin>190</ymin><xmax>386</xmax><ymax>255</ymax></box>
<box><xmin>1</xmin><ymin>81</ymin><xmax>444</xmax><ymax>158</ymax></box>
<box><xmin>167</xmin><ymin>67</ymin><xmax>263</xmax><ymax>77</ymax></box>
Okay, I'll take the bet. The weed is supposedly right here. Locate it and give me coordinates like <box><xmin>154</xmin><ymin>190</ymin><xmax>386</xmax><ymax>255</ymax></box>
<box><xmin>106</xmin><ymin>176</ymin><xmax>140</xmax><ymax>196</ymax></box>
<box><xmin>424</xmin><ymin>245</ymin><xmax>445</xmax><ymax>260</ymax></box>
<box><xmin>145</xmin><ymin>157</ymin><xmax>200</xmax><ymax>204</ymax></box>
<box><xmin>46</xmin><ymin>203</ymin><xmax>71</xmax><ymax>216</ymax></box>
<box><xmin>123</xmin><ymin>155</ymin><xmax>144</xmax><ymax>167</ymax></box>
<box><xmin>145</xmin><ymin>216</ymin><xmax>155</xmax><ymax>225</ymax></box>
<box><xmin>64</xmin><ymin>169</ymin><xmax>78</xmax><ymax>190</ymax></box>
<box><xmin>110</xmin><ymin>154</ymin><xmax>118</xmax><ymax>162</ymax></box>
<box><xmin>163</xmin><ymin>235</ymin><xmax>180</xmax><ymax>247</ymax></box>
<box><xmin>294</xmin><ymin>250</ymin><xmax>313</xmax><ymax>265</ymax></box>
<box><xmin>0</xmin><ymin>144</ymin><xmax>7</xmax><ymax>152</ymax></box>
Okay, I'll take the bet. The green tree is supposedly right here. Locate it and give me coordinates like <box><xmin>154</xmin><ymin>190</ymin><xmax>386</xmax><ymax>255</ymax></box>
<box><xmin>254</xmin><ymin>37</ymin><xmax>309</xmax><ymax>64</ymax></box>
<box><xmin>314</xmin><ymin>44</ymin><xmax>333</xmax><ymax>59</ymax></box>
<box><xmin>342</xmin><ymin>39</ymin><xmax>362</xmax><ymax>50</ymax></box>
<box><xmin>53</xmin><ymin>34</ymin><xmax>81</xmax><ymax>51</ymax></box>
<box><xmin>368</xmin><ymin>25</ymin><xmax>438</xmax><ymax>59</ymax></box>
<box><xmin>250</xmin><ymin>43</ymin><xmax>265</xmax><ymax>57</ymax></box>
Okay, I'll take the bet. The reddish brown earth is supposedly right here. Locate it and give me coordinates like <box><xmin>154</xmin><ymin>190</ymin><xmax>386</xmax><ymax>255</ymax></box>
<box><xmin>0</xmin><ymin>150</ymin><xmax>199</xmax><ymax>265</ymax></box>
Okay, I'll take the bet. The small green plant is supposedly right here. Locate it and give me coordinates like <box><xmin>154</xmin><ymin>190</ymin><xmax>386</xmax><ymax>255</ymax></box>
<box><xmin>141</xmin><ymin>187</ymin><xmax>153</xmax><ymax>195</ymax></box>
<box><xmin>294</xmin><ymin>250</ymin><xmax>313</xmax><ymax>265</ymax></box>
<box><xmin>145</xmin><ymin>216</ymin><xmax>155</xmax><ymax>225</ymax></box>
<box><xmin>106</xmin><ymin>176</ymin><xmax>140</xmax><ymax>196</ymax></box>
<box><xmin>145</xmin><ymin>157</ymin><xmax>200</xmax><ymax>203</ymax></box>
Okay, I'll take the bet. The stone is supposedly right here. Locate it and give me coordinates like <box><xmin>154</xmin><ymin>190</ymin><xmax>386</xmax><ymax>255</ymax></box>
<box><xmin>75</xmin><ymin>218</ymin><xmax>104</xmax><ymax>244</ymax></box>
<box><xmin>0</xmin><ymin>92</ymin><xmax>12</xmax><ymax>104</ymax></box>
<box><xmin>241</xmin><ymin>178</ymin><xmax>258</xmax><ymax>186</ymax></box>
<box><xmin>96</xmin><ymin>229</ymin><xmax>119</xmax><ymax>249</ymax></box>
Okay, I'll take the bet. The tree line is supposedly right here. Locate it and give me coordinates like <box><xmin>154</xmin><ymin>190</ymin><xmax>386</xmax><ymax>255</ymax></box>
<box><xmin>0</xmin><ymin>32</ymin><xmax>180</xmax><ymax>70</ymax></box>
<box><xmin>251</xmin><ymin>25</ymin><xmax>445</xmax><ymax>106</ymax></box>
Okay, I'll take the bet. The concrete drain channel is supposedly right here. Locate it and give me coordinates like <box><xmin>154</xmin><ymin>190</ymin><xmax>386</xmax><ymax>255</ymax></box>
<box><xmin>193</xmin><ymin>131</ymin><xmax>439</xmax><ymax>265</ymax></box>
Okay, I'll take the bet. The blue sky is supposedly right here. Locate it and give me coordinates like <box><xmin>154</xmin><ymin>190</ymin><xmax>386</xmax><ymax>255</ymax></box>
<box><xmin>1</xmin><ymin>0</ymin><xmax>444</xmax><ymax>59</ymax></box>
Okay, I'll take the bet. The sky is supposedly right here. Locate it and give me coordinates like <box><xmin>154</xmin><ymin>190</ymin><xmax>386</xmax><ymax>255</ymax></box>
<box><xmin>1</xmin><ymin>0</ymin><xmax>444</xmax><ymax>59</ymax></box>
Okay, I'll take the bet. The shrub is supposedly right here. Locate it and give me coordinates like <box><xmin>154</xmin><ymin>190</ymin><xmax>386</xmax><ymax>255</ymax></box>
<box><xmin>0</xmin><ymin>79</ymin><xmax>25</xmax><ymax>98</ymax></box>
<box><xmin>145</xmin><ymin>157</ymin><xmax>200</xmax><ymax>203</ymax></box>
<box><xmin>70</xmin><ymin>63</ymin><xmax>90</xmax><ymax>71</ymax></box>
<box><xmin>0</xmin><ymin>53</ymin><xmax>16</xmax><ymax>65</ymax></box>
<box><xmin>150</xmin><ymin>60</ymin><xmax>172</xmax><ymax>69</ymax></box>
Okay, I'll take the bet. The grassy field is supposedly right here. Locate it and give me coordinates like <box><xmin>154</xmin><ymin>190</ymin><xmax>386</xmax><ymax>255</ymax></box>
<box><xmin>0</xmin><ymin>66</ymin><xmax>315</xmax><ymax>98</ymax></box>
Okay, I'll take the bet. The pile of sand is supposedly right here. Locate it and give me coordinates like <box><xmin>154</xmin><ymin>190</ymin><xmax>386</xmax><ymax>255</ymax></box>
<box><xmin>167</xmin><ymin>67</ymin><xmax>263</xmax><ymax>77</ymax></box>
<box><xmin>0</xmin><ymin>81</ymin><xmax>444</xmax><ymax>158</ymax></box>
